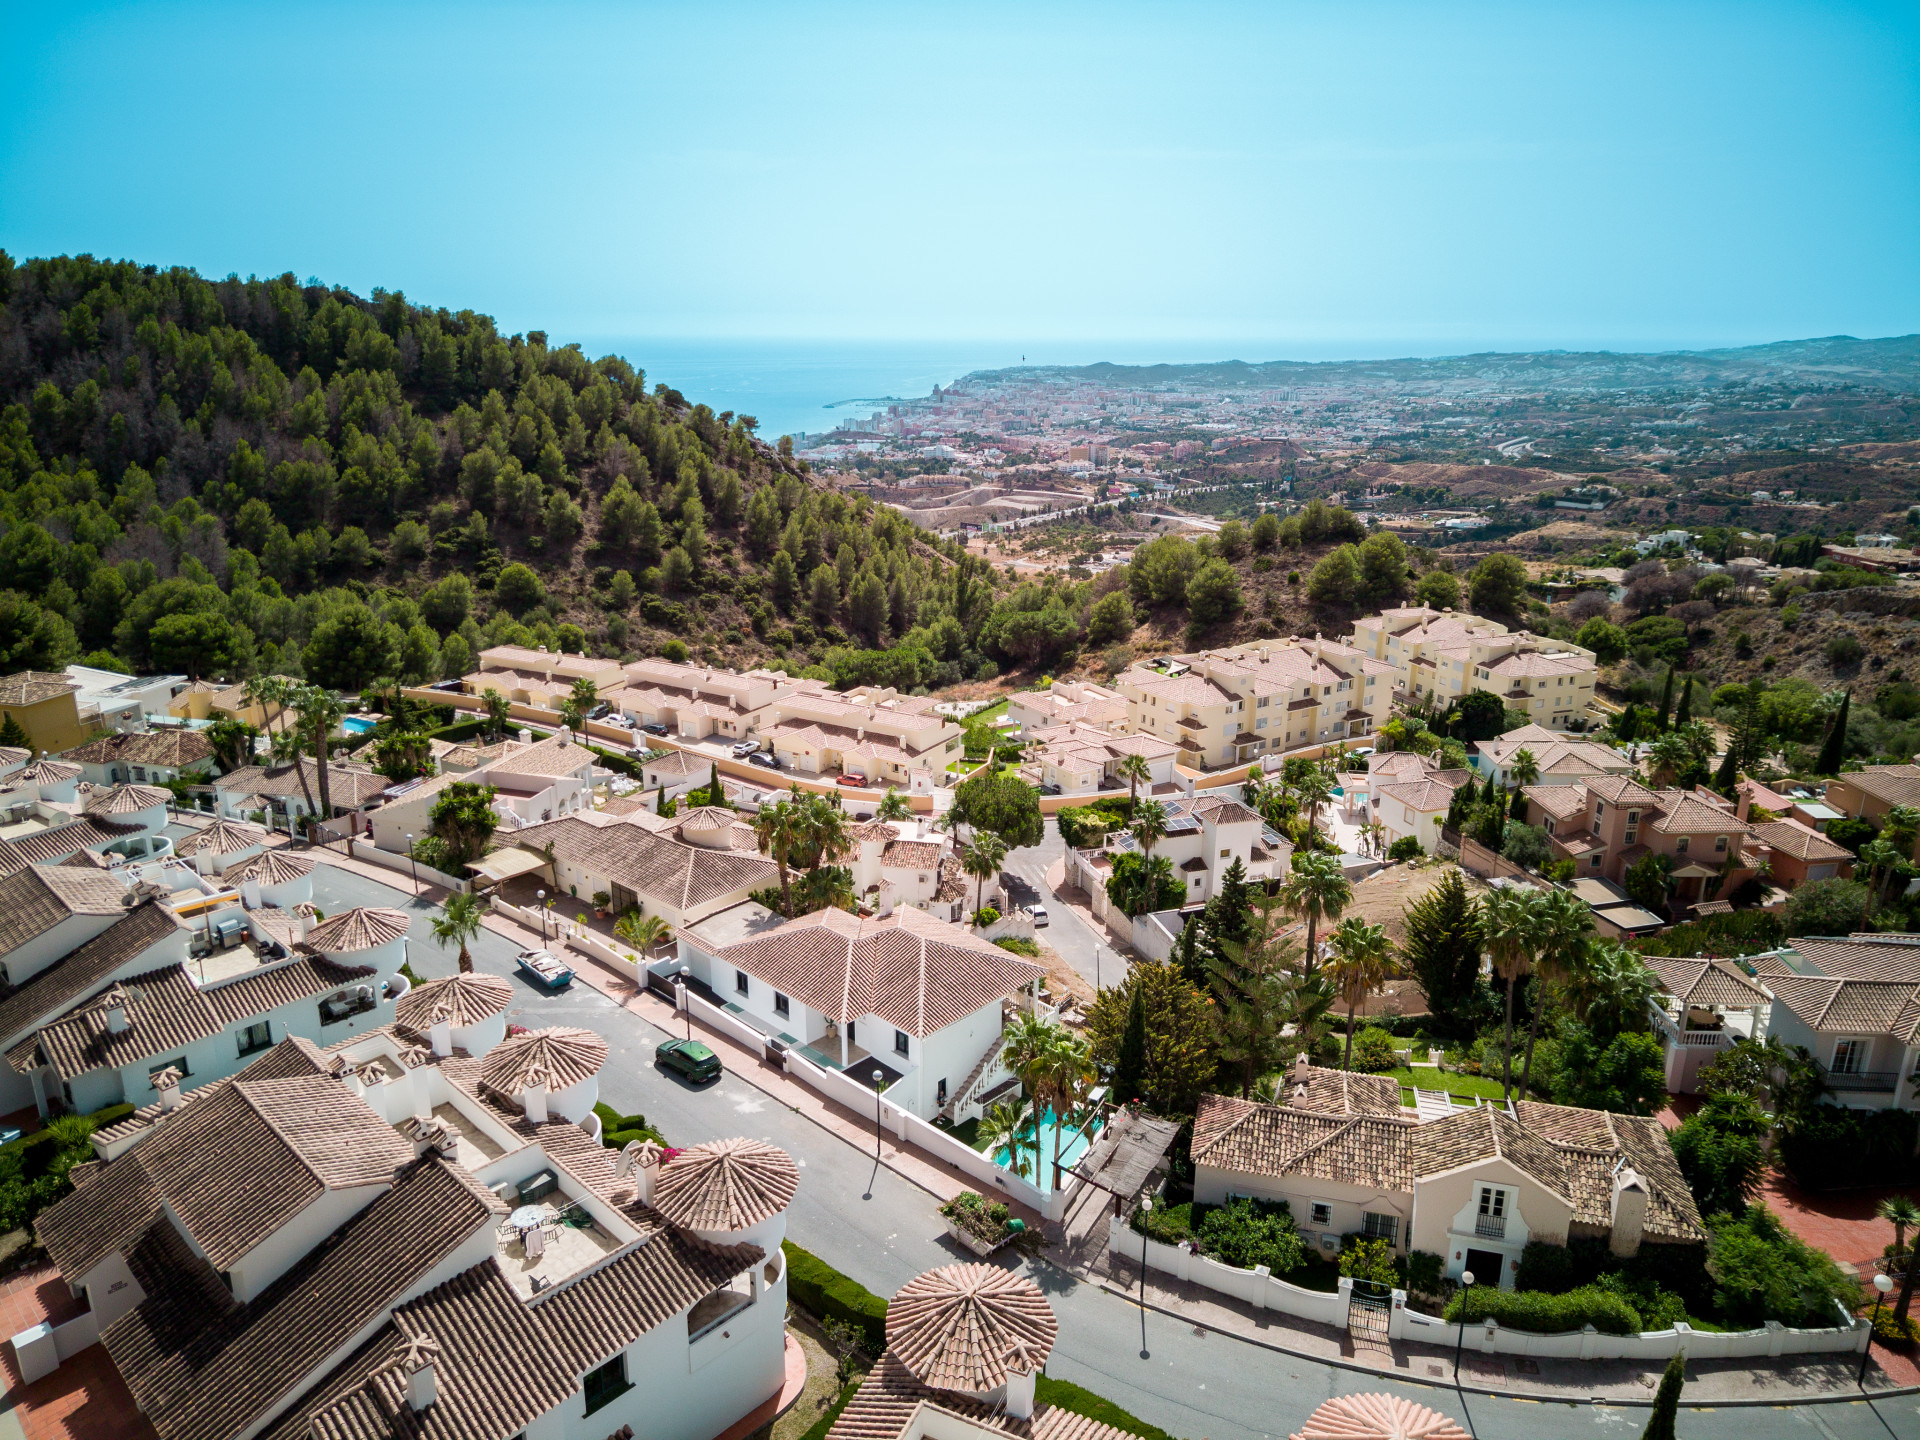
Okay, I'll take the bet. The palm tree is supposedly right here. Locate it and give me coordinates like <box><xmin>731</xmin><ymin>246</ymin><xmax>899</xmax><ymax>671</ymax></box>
<box><xmin>794</xmin><ymin>792</ymin><xmax>851</xmax><ymax>878</ymax></box>
<box><xmin>752</xmin><ymin>799</ymin><xmax>803</xmax><ymax>915</ymax></box>
<box><xmin>1508</xmin><ymin>748</ymin><xmax>1540</xmax><ymax>791</ymax></box>
<box><xmin>1279</xmin><ymin>850</ymin><xmax>1352</xmax><ymax>976</ymax></box>
<box><xmin>559</xmin><ymin>695</ymin><xmax>587</xmax><ymax>741</ymax></box>
<box><xmin>1885</xmin><ymin>805</ymin><xmax>1920</xmax><ymax>860</ymax></box>
<box><xmin>1481</xmin><ymin>886</ymin><xmax>1545</xmax><ymax>1101</ymax></box>
<box><xmin>482</xmin><ymin>687</ymin><xmax>511</xmax><ymax>742</ymax></box>
<box><xmin>1877</xmin><ymin>1195</ymin><xmax>1920</xmax><ymax>1259</ymax></box>
<box><xmin>615</xmin><ymin>910</ymin><xmax>673</xmax><ymax>958</ymax></box>
<box><xmin>1293</xmin><ymin>768</ymin><xmax>1334</xmax><ymax>844</ymax></box>
<box><xmin>1518</xmin><ymin>887</ymin><xmax>1592</xmax><ymax>1094</ymax></box>
<box><xmin>1002</xmin><ymin>1013</ymin><xmax>1060</xmax><ymax>1172</ymax></box>
<box><xmin>1645</xmin><ymin>732</ymin><xmax>1692</xmax><ymax>788</ymax></box>
<box><xmin>1324</xmin><ymin>916</ymin><xmax>1399</xmax><ymax>1070</ymax></box>
<box><xmin>964</xmin><ymin>833</ymin><xmax>1007</xmax><ymax>920</ymax></box>
<box><xmin>876</xmin><ymin>787</ymin><xmax>911</xmax><ymax>822</ymax></box>
<box><xmin>1861</xmin><ymin>837</ymin><xmax>1904</xmax><ymax>915</ymax></box>
<box><xmin>977</xmin><ymin>1094</ymin><xmax>1037</xmax><ymax>1179</ymax></box>
<box><xmin>1144</xmin><ymin>854</ymin><xmax>1178</xmax><ymax>915</ymax></box>
<box><xmin>247</xmin><ymin>675</ymin><xmax>316</xmax><ymax>816</ymax></box>
<box><xmin>1041</xmin><ymin>1030</ymin><xmax>1096</xmax><ymax>1185</ymax></box>
<box><xmin>1117</xmin><ymin>752</ymin><xmax>1151</xmax><ymax>807</ymax></box>
<box><xmin>293</xmin><ymin>684</ymin><xmax>344</xmax><ymax>827</ymax></box>
<box><xmin>1130</xmin><ymin>799</ymin><xmax>1170</xmax><ymax>864</ymax></box>
<box><xmin>430</xmin><ymin>891</ymin><xmax>485</xmax><ymax>974</ymax></box>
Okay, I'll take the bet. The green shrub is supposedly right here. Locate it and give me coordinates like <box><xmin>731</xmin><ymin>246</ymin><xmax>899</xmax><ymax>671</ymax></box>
<box><xmin>1777</xmin><ymin>1107</ymin><xmax>1920</xmax><ymax>1190</ymax></box>
<box><xmin>1349</xmin><ymin>1026</ymin><xmax>1398</xmax><ymax>1073</ymax></box>
<box><xmin>994</xmin><ymin>937</ymin><xmax>1041</xmax><ymax>957</ymax></box>
<box><xmin>1706</xmin><ymin>1203</ymin><xmax>1862</xmax><ymax>1327</ymax></box>
<box><xmin>1338</xmin><ymin>1236</ymin><xmax>1397</xmax><ymax>1284</ymax></box>
<box><xmin>783</xmin><ymin>1240</ymin><xmax>889</xmax><ymax>1354</ymax></box>
<box><xmin>593</xmin><ymin>1102</ymin><xmax>665</xmax><ymax>1149</ymax></box>
<box><xmin>1443</xmin><ymin>1283</ymin><xmax>1643</xmax><ymax>1335</ymax></box>
<box><xmin>1513</xmin><ymin>1239</ymin><xmax>1578</xmax><ymax>1294</ymax></box>
<box><xmin>1406</xmin><ymin>1250</ymin><xmax>1445</xmax><ymax>1294</ymax></box>
<box><xmin>1130</xmin><ymin>1200</ymin><xmax>1194</xmax><ymax>1245</ymax></box>
<box><xmin>1387</xmin><ymin>836</ymin><xmax>1424</xmax><ymax>862</ymax></box>
<box><xmin>972</xmin><ymin>906</ymin><xmax>1000</xmax><ymax>927</ymax></box>
<box><xmin>1196</xmin><ymin>1197</ymin><xmax>1305</xmax><ymax>1274</ymax></box>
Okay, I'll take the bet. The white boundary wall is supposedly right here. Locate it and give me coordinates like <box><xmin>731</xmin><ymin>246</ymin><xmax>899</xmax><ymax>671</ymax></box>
<box><xmin>343</xmin><ymin>838</ymin><xmax>470</xmax><ymax>893</ymax></box>
<box><xmin>1108</xmin><ymin>1218</ymin><xmax>1867</xmax><ymax>1361</ymax></box>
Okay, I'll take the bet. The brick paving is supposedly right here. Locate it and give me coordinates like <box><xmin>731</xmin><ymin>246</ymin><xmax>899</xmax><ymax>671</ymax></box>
<box><xmin>0</xmin><ymin>1265</ymin><xmax>156</xmax><ymax>1440</ymax></box>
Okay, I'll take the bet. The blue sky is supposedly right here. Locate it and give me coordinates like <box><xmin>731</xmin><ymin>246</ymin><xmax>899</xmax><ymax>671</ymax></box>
<box><xmin>2</xmin><ymin>1</ymin><xmax>1917</xmax><ymax>353</ymax></box>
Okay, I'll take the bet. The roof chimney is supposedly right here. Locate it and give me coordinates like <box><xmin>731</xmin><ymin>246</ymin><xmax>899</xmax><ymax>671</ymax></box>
<box><xmin>616</xmin><ymin>1138</ymin><xmax>664</xmax><ymax>1204</ymax></box>
<box><xmin>150</xmin><ymin>1065</ymin><xmax>182</xmax><ymax>1111</ymax></box>
<box><xmin>105</xmin><ymin>986</ymin><xmax>131</xmax><ymax>1035</ymax></box>
<box><xmin>429</xmin><ymin>1003</ymin><xmax>454</xmax><ymax>1058</ymax></box>
<box><xmin>296</xmin><ymin>912</ymin><xmax>310</xmax><ymax>942</ymax></box>
<box><xmin>522</xmin><ymin>1068</ymin><xmax>551</xmax><ymax>1124</ymax></box>
<box><xmin>518</xmin><ymin>727</ymin><xmax>532</xmax><ymax>745</ymax></box>
<box><xmin>400</xmin><ymin>1332</ymin><xmax>441</xmax><ymax>1412</ymax></box>
<box><xmin>1004</xmin><ymin>1358</ymin><xmax>1038</xmax><ymax>1420</ymax></box>
<box><xmin>1609</xmin><ymin>1164</ymin><xmax>1647</xmax><ymax>1258</ymax></box>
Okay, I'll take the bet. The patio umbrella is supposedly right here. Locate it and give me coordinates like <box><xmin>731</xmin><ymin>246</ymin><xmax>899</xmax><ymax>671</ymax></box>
<box><xmin>1290</xmin><ymin>1394</ymin><xmax>1470</xmax><ymax>1440</ymax></box>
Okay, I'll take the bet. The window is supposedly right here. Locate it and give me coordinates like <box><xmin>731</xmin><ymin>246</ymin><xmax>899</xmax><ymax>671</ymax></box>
<box><xmin>1362</xmin><ymin>1212</ymin><xmax>1399</xmax><ymax>1244</ymax></box>
<box><xmin>582</xmin><ymin>1354</ymin><xmax>632</xmax><ymax>1415</ymax></box>
<box><xmin>1676</xmin><ymin>837</ymin><xmax>1689</xmax><ymax>854</ymax></box>
<box><xmin>1832</xmin><ymin>1040</ymin><xmax>1863</xmax><ymax>1075</ymax></box>
<box><xmin>894</xmin><ymin>1029</ymin><xmax>910</xmax><ymax>1056</ymax></box>
<box><xmin>773</xmin><ymin>992</ymin><xmax>790</xmax><ymax>1018</ymax></box>
<box><xmin>735</xmin><ymin>970</ymin><xmax>750</xmax><ymax>997</ymax></box>
<box><xmin>1715</xmin><ymin>835</ymin><xmax>1728</xmax><ymax>853</ymax></box>
<box><xmin>1309</xmin><ymin>1201</ymin><xmax>1332</xmax><ymax>1227</ymax></box>
<box><xmin>1590</xmin><ymin>853</ymin><xmax>1602</xmax><ymax>868</ymax></box>
<box><xmin>236</xmin><ymin>1021</ymin><xmax>272</xmax><ymax>1056</ymax></box>
<box><xmin>148</xmin><ymin>1056</ymin><xmax>191</xmax><ymax>1079</ymax></box>
<box><xmin>1219</xmin><ymin>848</ymin><xmax>1230</xmax><ymax>859</ymax></box>
<box><xmin>1476</xmin><ymin>1186</ymin><xmax>1506</xmax><ymax>1238</ymax></box>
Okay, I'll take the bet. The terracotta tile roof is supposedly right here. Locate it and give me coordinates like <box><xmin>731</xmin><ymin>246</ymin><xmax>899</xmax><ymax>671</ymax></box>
<box><xmin>0</xmin><ymin>863</ymin><xmax>131</xmax><ymax>961</ymax></box>
<box><xmin>485</xmin><ymin>733</ymin><xmax>595</xmax><ymax>778</ymax></box>
<box><xmin>0</xmin><ymin>745</ymin><xmax>31</xmax><ymax>768</ymax></box>
<box><xmin>60</xmin><ymin>730</ymin><xmax>215</xmax><ymax>768</ymax></box>
<box><xmin>1587</xmin><ymin>776</ymin><xmax>1662</xmax><ymax>808</ymax></box>
<box><xmin>13</xmin><ymin>757</ymin><xmax>82</xmax><ymax>787</ymax></box>
<box><xmin>1753</xmin><ymin>819</ymin><xmax>1853</xmax><ymax>863</ymax></box>
<box><xmin>305</xmin><ymin>906</ymin><xmax>410</xmax><ymax>953</ymax></box>
<box><xmin>216</xmin><ymin>759</ymin><xmax>389</xmax><ymax>806</ymax></box>
<box><xmin>1765</xmin><ymin>973</ymin><xmax>1920</xmax><ymax>1040</ymax></box>
<box><xmin>1484</xmin><ymin>651</ymin><xmax>1590</xmax><ymax>678</ymax></box>
<box><xmin>1276</xmin><ymin>1062</ymin><xmax>1405</xmax><ymax>1117</ymax></box>
<box><xmin>828</xmin><ymin>1353</ymin><xmax>1134</xmax><ymax>1440</ymax></box>
<box><xmin>12</xmin><ymin>813</ymin><xmax>146</xmax><ymax>865</ymax></box>
<box><xmin>509</xmin><ymin>814</ymin><xmax>777</xmax><ymax>912</ymax></box>
<box><xmin>1791</xmin><ymin>935</ymin><xmax>1920</xmax><ymax>984</ymax></box>
<box><xmin>478</xmin><ymin>1025</ymin><xmax>608</xmax><ymax>1096</ymax></box>
<box><xmin>226</xmin><ymin>848</ymin><xmax>318</xmax><ymax>885</ymax></box>
<box><xmin>1510</xmin><ymin>1102</ymin><xmax>1705</xmax><ymax>1242</ymax></box>
<box><xmin>204</xmin><ymin>956</ymin><xmax>381</xmax><ymax>1027</ymax></box>
<box><xmin>887</xmin><ymin>1265</ymin><xmax>1057</xmax><ymax>1392</ymax></box>
<box><xmin>395</xmin><ymin>971</ymin><xmax>513</xmax><ymax>1030</ymax></box>
<box><xmin>81</xmin><ymin>782</ymin><xmax>171</xmax><ymax>816</ymax></box>
<box><xmin>1523</xmin><ymin>784</ymin><xmax>1590</xmax><ymax>821</ymax></box>
<box><xmin>852</xmin><ymin>820</ymin><xmax>901</xmax><ymax>843</ymax></box>
<box><xmin>652</xmin><ymin>1136</ymin><xmax>799</xmax><ymax>1233</ymax></box>
<box><xmin>1837</xmin><ymin>765</ymin><xmax>1920</xmax><ymax>809</ymax></box>
<box><xmin>642</xmin><ymin>748</ymin><xmax>707</xmax><ymax>776</ymax></box>
<box><xmin>0</xmin><ymin>671</ymin><xmax>79</xmax><ymax>704</ymax></box>
<box><xmin>172</xmin><ymin>817</ymin><xmax>266</xmax><ymax>857</ymax></box>
<box><xmin>1648</xmin><ymin>790</ymin><xmax>1749</xmax><ymax>836</ymax></box>
<box><xmin>0</xmin><ymin>900</ymin><xmax>179</xmax><ymax>1043</ymax></box>
<box><xmin>712</xmin><ymin>906</ymin><xmax>1043</xmax><ymax>1038</ymax></box>
<box><xmin>1193</xmin><ymin>1095</ymin><xmax>1415</xmax><ymax>1192</ymax></box>
<box><xmin>1189</xmin><ymin>796</ymin><xmax>1262</xmax><ymax>826</ymax></box>
<box><xmin>881</xmin><ymin>839</ymin><xmax>944</xmax><ymax>871</ymax></box>
<box><xmin>1378</xmin><ymin>776</ymin><xmax>1471</xmax><ymax>813</ymax></box>
<box><xmin>1642</xmin><ymin>957</ymin><xmax>1771</xmax><ymax>1008</ymax></box>
<box><xmin>677</xmin><ymin>804</ymin><xmax>739</xmax><ymax>830</ymax></box>
<box><xmin>100</xmin><ymin>1156</ymin><xmax>495</xmax><ymax>1440</ymax></box>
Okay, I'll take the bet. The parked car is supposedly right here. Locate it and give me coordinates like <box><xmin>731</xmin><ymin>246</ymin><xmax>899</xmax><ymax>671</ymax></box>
<box><xmin>731</xmin><ymin>740</ymin><xmax>759</xmax><ymax>757</ymax></box>
<box><xmin>1025</xmin><ymin>904</ymin><xmax>1049</xmax><ymax>927</ymax></box>
<box><xmin>656</xmin><ymin>1038</ymin><xmax>721</xmax><ymax>1084</ymax></box>
<box><xmin>748</xmin><ymin>752</ymin><xmax>779</xmax><ymax>770</ymax></box>
<box><xmin>587</xmin><ymin>701</ymin><xmax>612</xmax><ymax>719</ymax></box>
<box><xmin>640</xmin><ymin>722</ymin><xmax>669</xmax><ymax>736</ymax></box>
<box><xmin>836</xmin><ymin>773</ymin><xmax>868</xmax><ymax>789</ymax></box>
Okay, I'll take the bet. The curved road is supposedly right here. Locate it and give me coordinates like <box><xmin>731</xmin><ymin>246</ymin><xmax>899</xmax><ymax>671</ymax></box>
<box><xmin>316</xmin><ymin>863</ymin><xmax>1920</xmax><ymax>1440</ymax></box>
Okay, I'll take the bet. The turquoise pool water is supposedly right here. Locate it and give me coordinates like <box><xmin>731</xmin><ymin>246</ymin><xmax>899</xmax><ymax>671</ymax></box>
<box><xmin>342</xmin><ymin>717</ymin><xmax>376</xmax><ymax>735</ymax></box>
<box><xmin>992</xmin><ymin>1111</ymin><xmax>1102</xmax><ymax>1193</ymax></box>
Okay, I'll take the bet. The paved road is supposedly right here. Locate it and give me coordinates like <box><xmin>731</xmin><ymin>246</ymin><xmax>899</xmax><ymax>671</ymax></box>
<box><xmin>999</xmin><ymin>821</ymin><xmax>1130</xmax><ymax>995</ymax></box>
<box><xmin>311</xmin><ymin>864</ymin><xmax>1920</xmax><ymax>1440</ymax></box>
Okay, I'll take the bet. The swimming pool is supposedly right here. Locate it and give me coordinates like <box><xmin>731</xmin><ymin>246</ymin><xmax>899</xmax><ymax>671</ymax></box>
<box><xmin>342</xmin><ymin>716</ymin><xmax>377</xmax><ymax>735</ymax></box>
<box><xmin>991</xmin><ymin>1110</ymin><xmax>1103</xmax><ymax>1193</ymax></box>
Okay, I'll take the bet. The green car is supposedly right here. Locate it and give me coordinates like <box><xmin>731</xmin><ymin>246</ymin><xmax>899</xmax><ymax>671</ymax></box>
<box><xmin>656</xmin><ymin>1038</ymin><xmax>721</xmax><ymax>1083</ymax></box>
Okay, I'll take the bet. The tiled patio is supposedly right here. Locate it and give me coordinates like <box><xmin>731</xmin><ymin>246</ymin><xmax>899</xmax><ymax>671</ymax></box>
<box><xmin>0</xmin><ymin>1265</ymin><xmax>155</xmax><ymax>1440</ymax></box>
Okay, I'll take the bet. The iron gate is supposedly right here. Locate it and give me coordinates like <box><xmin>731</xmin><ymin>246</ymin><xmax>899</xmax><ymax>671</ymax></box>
<box><xmin>1346</xmin><ymin>1278</ymin><xmax>1391</xmax><ymax>1346</ymax></box>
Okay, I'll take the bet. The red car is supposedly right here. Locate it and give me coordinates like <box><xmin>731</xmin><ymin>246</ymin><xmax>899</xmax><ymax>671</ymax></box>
<box><xmin>837</xmin><ymin>773</ymin><xmax>869</xmax><ymax>789</ymax></box>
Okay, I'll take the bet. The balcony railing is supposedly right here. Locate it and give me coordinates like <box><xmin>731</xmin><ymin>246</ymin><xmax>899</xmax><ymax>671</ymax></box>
<box><xmin>1819</xmin><ymin>1066</ymin><xmax>1900</xmax><ymax>1094</ymax></box>
<box><xmin>1474</xmin><ymin>1215</ymin><xmax>1506</xmax><ymax>1240</ymax></box>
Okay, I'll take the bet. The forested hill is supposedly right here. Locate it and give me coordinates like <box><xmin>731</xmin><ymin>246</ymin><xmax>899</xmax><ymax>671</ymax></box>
<box><xmin>0</xmin><ymin>251</ymin><xmax>983</xmax><ymax>691</ymax></box>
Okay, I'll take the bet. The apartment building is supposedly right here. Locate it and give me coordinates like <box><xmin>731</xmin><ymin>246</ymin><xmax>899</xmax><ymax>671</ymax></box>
<box><xmin>369</xmin><ymin>732</ymin><xmax>599</xmax><ymax>854</ymax></box>
<box><xmin>1348</xmin><ymin>607</ymin><xmax>1597</xmax><ymax>731</ymax></box>
<box><xmin>1116</xmin><ymin>636</ymin><xmax>1397</xmax><ymax>771</ymax></box>
<box><xmin>1018</xmin><ymin>722</ymin><xmax>1180</xmax><ymax>797</ymax></box>
<box><xmin>758</xmin><ymin>689</ymin><xmax>964</xmax><ymax>788</ymax></box>
<box><xmin>612</xmin><ymin>659</ymin><xmax>821</xmax><ymax>743</ymax></box>
<box><xmin>0</xmin><ymin>672</ymin><xmax>94</xmax><ymax>756</ymax></box>
<box><xmin>32</xmin><ymin>1018</ymin><xmax>797</xmax><ymax>1440</ymax></box>
<box><xmin>1006</xmin><ymin>678</ymin><xmax>1128</xmax><ymax>732</ymax></box>
<box><xmin>465</xmin><ymin>644</ymin><xmax>628</xmax><ymax>706</ymax></box>
<box><xmin>1823</xmin><ymin>765</ymin><xmax>1920</xmax><ymax>860</ymax></box>
<box><xmin>1526</xmin><ymin>776</ymin><xmax>1763</xmax><ymax>908</ymax></box>
<box><xmin>1470</xmin><ymin>725</ymin><xmax>1634</xmax><ymax>787</ymax></box>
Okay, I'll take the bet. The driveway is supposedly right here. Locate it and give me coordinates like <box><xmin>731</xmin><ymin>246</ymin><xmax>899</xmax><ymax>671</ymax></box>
<box><xmin>306</xmin><ymin>866</ymin><xmax>1920</xmax><ymax>1440</ymax></box>
<box><xmin>999</xmin><ymin>821</ymin><xmax>1129</xmax><ymax>994</ymax></box>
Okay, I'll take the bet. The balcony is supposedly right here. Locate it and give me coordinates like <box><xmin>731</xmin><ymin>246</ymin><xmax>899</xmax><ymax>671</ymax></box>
<box><xmin>1474</xmin><ymin>1214</ymin><xmax>1506</xmax><ymax>1240</ymax></box>
<box><xmin>1819</xmin><ymin>1065</ymin><xmax>1900</xmax><ymax>1094</ymax></box>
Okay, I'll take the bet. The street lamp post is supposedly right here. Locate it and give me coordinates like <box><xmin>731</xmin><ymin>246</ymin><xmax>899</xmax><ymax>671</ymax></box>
<box><xmin>1137</xmin><ymin>1195</ymin><xmax>1153</xmax><ymax>1358</ymax></box>
<box><xmin>405</xmin><ymin>833</ymin><xmax>419</xmax><ymax>898</ymax></box>
<box><xmin>872</xmin><ymin>1068</ymin><xmax>885</xmax><ymax>1163</ymax></box>
<box><xmin>1861</xmin><ymin>1271</ymin><xmax>1896</xmax><ymax>1385</ymax></box>
<box><xmin>681</xmin><ymin>966</ymin><xmax>692</xmax><ymax>1040</ymax></box>
<box><xmin>1453</xmin><ymin>1271</ymin><xmax>1475</xmax><ymax>1381</ymax></box>
<box><xmin>536</xmin><ymin>890</ymin><xmax>548</xmax><ymax>946</ymax></box>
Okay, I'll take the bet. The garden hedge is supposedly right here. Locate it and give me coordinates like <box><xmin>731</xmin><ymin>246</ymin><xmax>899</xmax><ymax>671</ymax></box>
<box><xmin>782</xmin><ymin>1240</ymin><xmax>889</xmax><ymax>1354</ymax></box>
<box><xmin>1777</xmin><ymin>1106</ymin><xmax>1920</xmax><ymax>1190</ymax></box>
<box><xmin>1443</xmin><ymin>1283</ymin><xmax>1643</xmax><ymax>1335</ymax></box>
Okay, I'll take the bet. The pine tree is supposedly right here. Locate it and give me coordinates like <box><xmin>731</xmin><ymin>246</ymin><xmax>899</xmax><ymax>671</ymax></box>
<box><xmin>1656</xmin><ymin>666</ymin><xmax>1674</xmax><ymax>730</ymax></box>
<box><xmin>1814</xmin><ymin>690</ymin><xmax>1850</xmax><ymax>776</ymax></box>
<box><xmin>0</xmin><ymin>714</ymin><xmax>29</xmax><ymax>751</ymax></box>
<box><xmin>1733</xmin><ymin>690</ymin><xmax>1766</xmax><ymax>771</ymax></box>
<box><xmin>1112</xmin><ymin>984</ymin><xmax>1148</xmax><ymax>1106</ymax></box>
<box><xmin>1171</xmin><ymin>913</ymin><xmax>1208</xmax><ymax>990</ymax></box>
<box><xmin>1674</xmin><ymin>672</ymin><xmax>1693</xmax><ymax>728</ymax></box>
<box><xmin>1400</xmin><ymin>869</ymin><xmax>1484</xmax><ymax>1042</ymax></box>
<box><xmin>1642</xmin><ymin>1353</ymin><xmax>1685</xmax><ymax>1440</ymax></box>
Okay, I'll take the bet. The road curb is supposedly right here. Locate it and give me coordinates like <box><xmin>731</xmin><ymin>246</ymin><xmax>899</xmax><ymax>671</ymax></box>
<box><xmin>1093</xmin><ymin>1280</ymin><xmax>1920</xmax><ymax>1410</ymax></box>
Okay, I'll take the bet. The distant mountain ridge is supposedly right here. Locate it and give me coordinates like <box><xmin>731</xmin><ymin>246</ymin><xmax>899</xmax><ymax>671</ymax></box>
<box><xmin>954</xmin><ymin>334</ymin><xmax>1920</xmax><ymax>394</ymax></box>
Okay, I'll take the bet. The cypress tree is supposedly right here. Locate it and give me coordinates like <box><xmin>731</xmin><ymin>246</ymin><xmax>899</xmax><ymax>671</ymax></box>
<box><xmin>1814</xmin><ymin>690</ymin><xmax>1850</xmax><ymax>776</ymax></box>
<box><xmin>1674</xmin><ymin>672</ymin><xmax>1693</xmax><ymax>728</ymax></box>
<box><xmin>1642</xmin><ymin>1353</ymin><xmax>1685</xmax><ymax>1440</ymax></box>
<box><xmin>1113</xmin><ymin>984</ymin><xmax>1149</xmax><ymax>1106</ymax></box>
<box><xmin>706</xmin><ymin>761</ymin><xmax>722</xmax><ymax>805</ymax></box>
<box><xmin>1713</xmin><ymin>743</ymin><xmax>1739</xmax><ymax>797</ymax></box>
<box><xmin>1656</xmin><ymin>666</ymin><xmax>1674</xmax><ymax>730</ymax></box>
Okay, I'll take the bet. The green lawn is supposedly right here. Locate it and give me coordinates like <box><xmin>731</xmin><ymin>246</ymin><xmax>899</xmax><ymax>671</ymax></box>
<box><xmin>1384</xmin><ymin>1066</ymin><xmax>1516</xmax><ymax>1103</ymax></box>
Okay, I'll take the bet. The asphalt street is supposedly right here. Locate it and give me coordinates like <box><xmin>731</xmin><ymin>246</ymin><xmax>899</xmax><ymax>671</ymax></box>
<box><xmin>998</xmin><ymin>822</ymin><xmax>1131</xmax><ymax>995</ymax></box>
<box><xmin>313</xmin><ymin>864</ymin><xmax>1920</xmax><ymax>1440</ymax></box>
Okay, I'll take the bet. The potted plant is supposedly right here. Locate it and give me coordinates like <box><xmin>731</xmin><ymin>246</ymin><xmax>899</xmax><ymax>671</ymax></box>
<box><xmin>592</xmin><ymin>890</ymin><xmax>612</xmax><ymax>919</ymax></box>
<box><xmin>939</xmin><ymin>1190</ymin><xmax>1020</xmax><ymax>1257</ymax></box>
